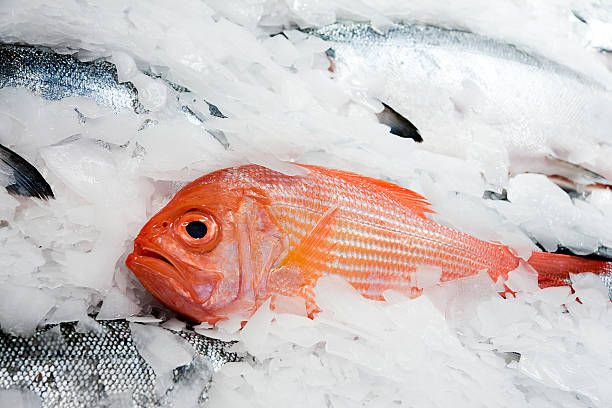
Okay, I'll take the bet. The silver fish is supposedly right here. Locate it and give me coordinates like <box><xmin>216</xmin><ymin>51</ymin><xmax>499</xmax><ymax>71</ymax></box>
<box><xmin>0</xmin><ymin>44</ymin><xmax>228</xmax><ymax>144</ymax></box>
<box><xmin>0</xmin><ymin>320</ymin><xmax>240</xmax><ymax>407</ymax></box>
<box><xmin>0</xmin><ymin>44</ymin><xmax>144</xmax><ymax>113</ymax></box>
<box><xmin>308</xmin><ymin>22</ymin><xmax>612</xmax><ymax>185</ymax></box>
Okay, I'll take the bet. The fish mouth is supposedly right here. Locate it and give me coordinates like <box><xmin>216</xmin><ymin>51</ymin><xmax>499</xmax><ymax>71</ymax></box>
<box><xmin>126</xmin><ymin>246</ymin><xmax>191</xmax><ymax>298</ymax></box>
<box><xmin>127</xmin><ymin>246</ymin><xmax>178</xmax><ymax>276</ymax></box>
<box><xmin>136</xmin><ymin>248</ymin><xmax>175</xmax><ymax>268</ymax></box>
<box><xmin>126</xmin><ymin>245</ymin><xmax>218</xmax><ymax>305</ymax></box>
<box><xmin>125</xmin><ymin>246</ymin><xmax>220</xmax><ymax>322</ymax></box>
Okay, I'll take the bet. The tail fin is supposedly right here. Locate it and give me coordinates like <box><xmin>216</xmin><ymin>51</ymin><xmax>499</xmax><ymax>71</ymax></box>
<box><xmin>527</xmin><ymin>251</ymin><xmax>612</xmax><ymax>288</ymax></box>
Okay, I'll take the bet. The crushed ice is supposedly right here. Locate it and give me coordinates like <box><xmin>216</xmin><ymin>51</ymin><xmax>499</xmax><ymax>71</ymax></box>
<box><xmin>0</xmin><ymin>0</ymin><xmax>611</xmax><ymax>406</ymax></box>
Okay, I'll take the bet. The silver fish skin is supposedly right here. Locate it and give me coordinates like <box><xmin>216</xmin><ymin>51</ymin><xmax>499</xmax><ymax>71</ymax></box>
<box><xmin>0</xmin><ymin>44</ymin><xmax>144</xmax><ymax>112</ymax></box>
<box><xmin>0</xmin><ymin>320</ymin><xmax>240</xmax><ymax>408</ymax></box>
<box><xmin>309</xmin><ymin>22</ymin><xmax>612</xmax><ymax>183</ymax></box>
<box><xmin>0</xmin><ymin>44</ymin><xmax>228</xmax><ymax>121</ymax></box>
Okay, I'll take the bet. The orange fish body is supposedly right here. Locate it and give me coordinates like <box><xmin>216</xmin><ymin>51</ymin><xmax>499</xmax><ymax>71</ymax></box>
<box><xmin>126</xmin><ymin>164</ymin><xmax>612</xmax><ymax>324</ymax></box>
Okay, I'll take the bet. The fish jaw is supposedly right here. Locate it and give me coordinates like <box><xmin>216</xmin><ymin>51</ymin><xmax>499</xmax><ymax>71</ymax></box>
<box><xmin>126</xmin><ymin>247</ymin><xmax>222</xmax><ymax>323</ymax></box>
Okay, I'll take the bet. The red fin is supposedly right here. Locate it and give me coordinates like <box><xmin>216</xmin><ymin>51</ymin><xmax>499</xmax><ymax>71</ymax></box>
<box><xmin>527</xmin><ymin>251</ymin><xmax>612</xmax><ymax>288</ymax></box>
<box><xmin>298</xmin><ymin>164</ymin><xmax>433</xmax><ymax>218</ymax></box>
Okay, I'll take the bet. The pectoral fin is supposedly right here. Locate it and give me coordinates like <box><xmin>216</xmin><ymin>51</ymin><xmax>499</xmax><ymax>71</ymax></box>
<box><xmin>269</xmin><ymin>205</ymin><xmax>339</xmax><ymax>294</ymax></box>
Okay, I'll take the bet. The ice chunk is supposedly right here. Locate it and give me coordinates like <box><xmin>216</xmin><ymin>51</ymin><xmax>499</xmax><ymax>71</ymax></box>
<box><xmin>97</xmin><ymin>287</ymin><xmax>141</xmax><ymax>320</ymax></box>
<box><xmin>497</xmin><ymin>173</ymin><xmax>607</xmax><ymax>254</ymax></box>
<box><xmin>44</xmin><ymin>298</ymin><xmax>89</xmax><ymax>325</ymax></box>
<box><xmin>129</xmin><ymin>323</ymin><xmax>196</xmax><ymax>393</ymax></box>
<box><xmin>130</xmin><ymin>74</ymin><xmax>168</xmax><ymax>112</ymax></box>
<box><xmin>39</xmin><ymin>137</ymin><xmax>134</xmax><ymax>206</ymax></box>
<box><xmin>570</xmin><ymin>273</ymin><xmax>610</xmax><ymax>307</ymax></box>
<box><xmin>519</xmin><ymin>347</ymin><xmax>612</xmax><ymax>405</ymax></box>
<box><xmin>167</xmin><ymin>356</ymin><xmax>214</xmax><ymax>407</ymax></box>
<box><xmin>161</xmin><ymin>318</ymin><xmax>187</xmax><ymax>332</ymax></box>
<box><xmin>413</xmin><ymin>265</ymin><xmax>442</xmax><ymax>289</ymax></box>
<box><xmin>0</xmin><ymin>285</ymin><xmax>56</xmax><ymax>336</ymax></box>
<box><xmin>239</xmin><ymin>299</ymin><xmax>273</xmax><ymax>355</ymax></box>
<box><xmin>110</xmin><ymin>51</ymin><xmax>139</xmax><ymax>83</ymax></box>
<box><xmin>126</xmin><ymin>316</ymin><xmax>163</xmax><ymax>324</ymax></box>
<box><xmin>270</xmin><ymin>313</ymin><xmax>320</xmax><ymax>348</ymax></box>
<box><xmin>505</xmin><ymin>264</ymin><xmax>540</xmax><ymax>294</ymax></box>
<box><xmin>477</xmin><ymin>297</ymin><xmax>534</xmax><ymax>337</ymax></box>
<box><xmin>60</xmin><ymin>249</ymin><xmax>116</xmax><ymax>290</ymax></box>
<box><xmin>263</xmin><ymin>35</ymin><xmax>300</xmax><ymax>67</ymax></box>
<box><xmin>533</xmin><ymin>286</ymin><xmax>572</xmax><ymax>306</ymax></box>
<box><xmin>314</xmin><ymin>275</ymin><xmax>390</xmax><ymax>332</ymax></box>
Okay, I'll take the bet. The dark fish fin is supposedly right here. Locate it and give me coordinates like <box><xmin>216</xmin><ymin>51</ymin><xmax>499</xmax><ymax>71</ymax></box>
<box><xmin>325</xmin><ymin>48</ymin><xmax>336</xmax><ymax>72</ymax></box>
<box><xmin>571</xmin><ymin>10</ymin><xmax>587</xmax><ymax>24</ymax></box>
<box><xmin>0</xmin><ymin>144</ymin><xmax>54</xmax><ymax>200</ymax></box>
<box><xmin>205</xmin><ymin>100</ymin><xmax>227</xmax><ymax>118</ymax></box>
<box><xmin>375</xmin><ymin>102</ymin><xmax>422</xmax><ymax>142</ymax></box>
<box><xmin>483</xmin><ymin>189</ymin><xmax>508</xmax><ymax>201</ymax></box>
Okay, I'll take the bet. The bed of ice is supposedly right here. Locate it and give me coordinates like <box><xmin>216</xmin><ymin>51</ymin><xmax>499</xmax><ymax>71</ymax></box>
<box><xmin>1</xmin><ymin>1</ymin><xmax>612</xmax><ymax>407</ymax></box>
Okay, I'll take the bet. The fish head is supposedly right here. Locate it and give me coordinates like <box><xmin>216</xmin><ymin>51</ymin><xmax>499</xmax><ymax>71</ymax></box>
<box><xmin>126</xmin><ymin>167</ymin><xmax>285</xmax><ymax>324</ymax></box>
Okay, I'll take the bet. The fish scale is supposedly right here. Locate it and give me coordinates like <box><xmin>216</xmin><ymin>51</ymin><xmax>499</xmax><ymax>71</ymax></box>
<box><xmin>0</xmin><ymin>320</ymin><xmax>240</xmax><ymax>407</ymax></box>
<box><xmin>239</xmin><ymin>164</ymin><xmax>521</xmax><ymax>299</ymax></box>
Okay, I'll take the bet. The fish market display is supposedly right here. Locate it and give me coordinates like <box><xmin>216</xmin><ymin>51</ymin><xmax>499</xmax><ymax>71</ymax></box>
<box><xmin>309</xmin><ymin>22</ymin><xmax>612</xmax><ymax>186</ymax></box>
<box><xmin>126</xmin><ymin>164</ymin><xmax>612</xmax><ymax>323</ymax></box>
<box><xmin>3</xmin><ymin>1</ymin><xmax>612</xmax><ymax>407</ymax></box>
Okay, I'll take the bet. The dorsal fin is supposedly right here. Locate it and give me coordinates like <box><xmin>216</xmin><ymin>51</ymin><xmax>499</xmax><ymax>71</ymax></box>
<box><xmin>297</xmin><ymin>164</ymin><xmax>433</xmax><ymax>218</ymax></box>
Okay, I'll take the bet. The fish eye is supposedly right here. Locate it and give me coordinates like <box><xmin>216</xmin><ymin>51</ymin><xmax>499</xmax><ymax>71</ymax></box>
<box><xmin>186</xmin><ymin>221</ymin><xmax>207</xmax><ymax>239</ymax></box>
<box><xmin>174</xmin><ymin>210</ymin><xmax>219</xmax><ymax>249</ymax></box>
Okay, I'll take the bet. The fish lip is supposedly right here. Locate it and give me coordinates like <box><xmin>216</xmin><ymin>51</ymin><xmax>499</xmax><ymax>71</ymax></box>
<box><xmin>126</xmin><ymin>245</ymin><xmax>218</xmax><ymax>305</ymax></box>
<box><xmin>126</xmin><ymin>245</ymin><xmax>184</xmax><ymax>283</ymax></box>
<box><xmin>137</xmin><ymin>248</ymin><xmax>175</xmax><ymax>268</ymax></box>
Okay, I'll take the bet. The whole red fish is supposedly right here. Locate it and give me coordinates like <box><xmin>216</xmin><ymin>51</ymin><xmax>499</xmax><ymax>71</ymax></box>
<box><xmin>126</xmin><ymin>164</ymin><xmax>612</xmax><ymax>324</ymax></box>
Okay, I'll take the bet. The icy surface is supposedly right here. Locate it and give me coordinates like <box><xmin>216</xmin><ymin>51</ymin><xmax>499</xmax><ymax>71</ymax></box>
<box><xmin>0</xmin><ymin>389</ymin><xmax>43</xmax><ymax>408</ymax></box>
<box><xmin>208</xmin><ymin>275</ymin><xmax>612</xmax><ymax>408</ymax></box>
<box><xmin>0</xmin><ymin>0</ymin><xmax>611</xmax><ymax>407</ymax></box>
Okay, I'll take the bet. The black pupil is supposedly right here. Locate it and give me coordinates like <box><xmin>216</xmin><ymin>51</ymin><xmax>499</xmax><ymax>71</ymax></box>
<box><xmin>186</xmin><ymin>221</ymin><xmax>207</xmax><ymax>239</ymax></box>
